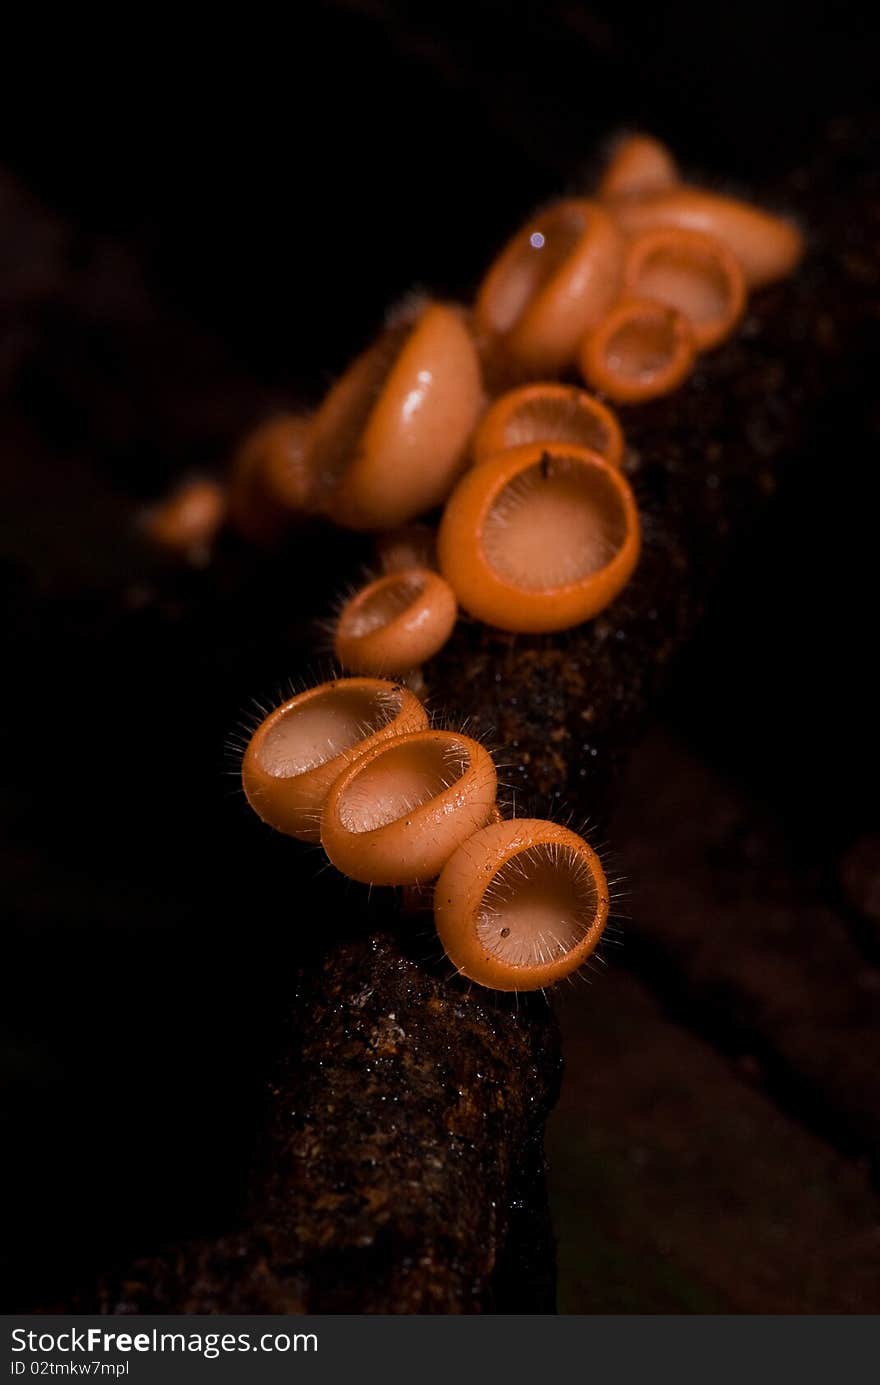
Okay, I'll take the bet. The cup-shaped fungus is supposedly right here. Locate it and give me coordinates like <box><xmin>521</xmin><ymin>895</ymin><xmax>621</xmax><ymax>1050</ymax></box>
<box><xmin>475</xmin><ymin>199</ymin><xmax>623</xmax><ymax>375</ymax></box>
<box><xmin>228</xmin><ymin>414</ymin><xmax>315</xmax><ymax>542</ymax></box>
<box><xmin>306</xmin><ymin>301</ymin><xmax>483</xmax><ymax>530</ymax></box>
<box><xmin>143</xmin><ymin>477</ymin><xmax>226</xmax><ymax>559</ymax></box>
<box><xmin>598</xmin><ymin>134</ymin><xmax>680</xmax><ymax>202</ymax></box>
<box><xmin>613</xmin><ymin>186</ymin><xmax>804</xmax><ymax>289</ymax></box>
<box><xmin>471</xmin><ymin>382</ymin><xmax>624</xmax><ymax>469</ymax></box>
<box><xmin>437</xmin><ymin>442</ymin><xmax>640</xmax><ymax>632</ymax></box>
<box><xmin>622</xmin><ymin>227</ymin><xmax>745</xmax><ymax>350</ymax></box>
<box><xmin>334</xmin><ymin>568</ymin><xmax>458</xmax><ymax>676</ymax></box>
<box><xmin>579</xmin><ymin>297</ymin><xmax>696</xmax><ymax>404</ymax></box>
<box><xmin>435</xmin><ymin>819</ymin><xmax>609</xmax><ymax>991</ymax></box>
<box><xmin>242</xmin><ymin>678</ymin><xmax>428</xmax><ymax>842</ymax></box>
<box><xmin>320</xmin><ymin>729</ymin><xmax>497</xmax><ymax>885</ymax></box>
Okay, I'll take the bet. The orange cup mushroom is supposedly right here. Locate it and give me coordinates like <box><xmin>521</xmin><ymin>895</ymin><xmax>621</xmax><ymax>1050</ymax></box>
<box><xmin>306</xmin><ymin>301</ymin><xmax>483</xmax><ymax>530</ymax></box>
<box><xmin>334</xmin><ymin>568</ymin><xmax>458</xmax><ymax>676</ymax></box>
<box><xmin>320</xmin><ymin>729</ymin><xmax>498</xmax><ymax>885</ymax></box>
<box><xmin>471</xmin><ymin>382</ymin><xmax>624</xmax><ymax>469</ymax></box>
<box><xmin>434</xmin><ymin>818</ymin><xmax>609</xmax><ymax>991</ymax></box>
<box><xmin>579</xmin><ymin>297</ymin><xmax>696</xmax><ymax>404</ymax></box>
<box><xmin>475</xmin><ymin>199</ymin><xmax>624</xmax><ymax>375</ymax></box>
<box><xmin>228</xmin><ymin>414</ymin><xmax>314</xmax><ymax>542</ymax></box>
<box><xmin>241</xmin><ymin>677</ymin><xmax>428</xmax><ymax>842</ymax></box>
<box><xmin>613</xmin><ymin>186</ymin><xmax>804</xmax><ymax>290</ymax></box>
<box><xmin>438</xmin><ymin>442</ymin><xmax>640</xmax><ymax>633</ymax></box>
<box><xmin>143</xmin><ymin>477</ymin><xmax>226</xmax><ymax>559</ymax></box>
<box><xmin>598</xmin><ymin>133</ymin><xmax>680</xmax><ymax>202</ymax></box>
<box><xmin>622</xmin><ymin>227</ymin><xmax>745</xmax><ymax>350</ymax></box>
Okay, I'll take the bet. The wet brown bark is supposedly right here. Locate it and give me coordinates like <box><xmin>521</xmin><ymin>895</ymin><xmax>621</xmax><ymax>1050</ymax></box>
<box><xmin>95</xmin><ymin>938</ymin><xmax>560</xmax><ymax>1313</ymax></box>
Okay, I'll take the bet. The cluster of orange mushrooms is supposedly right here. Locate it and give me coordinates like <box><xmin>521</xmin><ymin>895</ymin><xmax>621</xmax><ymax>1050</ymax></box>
<box><xmin>150</xmin><ymin>135</ymin><xmax>803</xmax><ymax>990</ymax></box>
<box><xmin>240</xmin><ymin>675</ymin><xmax>609</xmax><ymax>992</ymax></box>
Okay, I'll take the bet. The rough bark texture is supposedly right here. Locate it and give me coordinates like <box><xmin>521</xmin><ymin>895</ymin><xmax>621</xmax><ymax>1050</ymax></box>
<box><xmin>97</xmin><ymin>936</ymin><xmax>560</xmax><ymax>1314</ymax></box>
<box><xmin>85</xmin><ymin>122</ymin><xmax>880</xmax><ymax>1312</ymax></box>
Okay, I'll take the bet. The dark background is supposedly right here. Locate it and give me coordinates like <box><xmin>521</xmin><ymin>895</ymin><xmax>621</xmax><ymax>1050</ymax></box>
<box><xmin>2</xmin><ymin>2</ymin><xmax>879</xmax><ymax>1311</ymax></box>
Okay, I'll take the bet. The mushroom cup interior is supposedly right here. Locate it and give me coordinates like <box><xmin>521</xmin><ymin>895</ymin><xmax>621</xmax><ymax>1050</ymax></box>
<box><xmin>482</xmin><ymin>453</ymin><xmax>628</xmax><ymax>590</ymax></box>
<box><xmin>485</xmin><ymin>205</ymin><xmax>588</xmax><ymax>334</ymax></box>
<box><xmin>602</xmin><ymin>306</ymin><xmax>682</xmax><ymax>382</ymax></box>
<box><xmin>337</xmin><ymin>737</ymin><xmax>470</xmax><ymax>833</ymax></box>
<box><xmin>256</xmin><ymin>684</ymin><xmax>402</xmax><ymax>778</ymax></box>
<box><xmin>501</xmin><ymin>392</ymin><xmax>613</xmax><ymax>455</ymax></box>
<box><xmin>341</xmin><ymin>573</ymin><xmax>427</xmax><ymax>640</ymax></box>
<box><xmin>632</xmin><ymin>242</ymin><xmax>731</xmax><ymax>328</ymax></box>
<box><xmin>476</xmin><ymin>841</ymin><xmax>599</xmax><ymax>968</ymax></box>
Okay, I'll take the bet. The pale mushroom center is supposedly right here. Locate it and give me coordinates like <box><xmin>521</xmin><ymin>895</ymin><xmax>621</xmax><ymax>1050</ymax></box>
<box><xmin>603</xmin><ymin>306</ymin><xmax>682</xmax><ymax>381</ymax></box>
<box><xmin>337</xmin><ymin>738</ymin><xmax>469</xmax><ymax>833</ymax></box>
<box><xmin>477</xmin><ymin>842</ymin><xmax>599</xmax><ymax>968</ymax></box>
<box><xmin>481</xmin><ymin>454</ymin><xmax>627</xmax><ymax>591</ymax></box>
<box><xmin>257</xmin><ymin>685</ymin><xmax>401</xmax><ymax>778</ymax></box>
<box><xmin>631</xmin><ymin>243</ymin><xmax>729</xmax><ymax>327</ymax></box>
<box><xmin>341</xmin><ymin>573</ymin><xmax>427</xmax><ymax>640</ymax></box>
<box><xmin>501</xmin><ymin>391</ymin><xmax>613</xmax><ymax>455</ymax></box>
<box><xmin>486</xmin><ymin>206</ymin><xmax>588</xmax><ymax>334</ymax></box>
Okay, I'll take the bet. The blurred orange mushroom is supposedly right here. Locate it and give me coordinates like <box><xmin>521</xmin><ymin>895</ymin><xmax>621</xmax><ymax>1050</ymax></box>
<box><xmin>471</xmin><ymin>382</ymin><xmax>624</xmax><ymax>469</ymax></box>
<box><xmin>579</xmin><ymin>297</ymin><xmax>696</xmax><ymax>403</ymax></box>
<box><xmin>228</xmin><ymin>413</ymin><xmax>314</xmax><ymax>542</ymax></box>
<box><xmin>613</xmin><ymin>185</ymin><xmax>804</xmax><ymax>289</ymax></box>
<box><xmin>622</xmin><ymin>226</ymin><xmax>745</xmax><ymax>350</ymax></box>
<box><xmin>475</xmin><ymin>199</ymin><xmax>623</xmax><ymax>375</ymax></box>
<box><xmin>375</xmin><ymin>523</ymin><xmax>437</xmax><ymax>574</ymax></box>
<box><xmin>598</xmin><ymin>133</ymin><xmax>680</xmax><ymax>202</ymax></box>
<box><xmin>143</xmin><ymin>477</ymin><xmax>226</xmax><ymax>560</ymax></box>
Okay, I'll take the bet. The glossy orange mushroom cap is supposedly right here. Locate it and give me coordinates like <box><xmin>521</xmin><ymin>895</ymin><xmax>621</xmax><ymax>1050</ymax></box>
<box><xmin>320</xmin><ymin>729</ymin><xmax>498</xmax><ymax>885</ymax></box>
<box><xmin>307</xmin><ymin>301</ymin><xmax>483</xmax><ymax>530</ymax></box>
